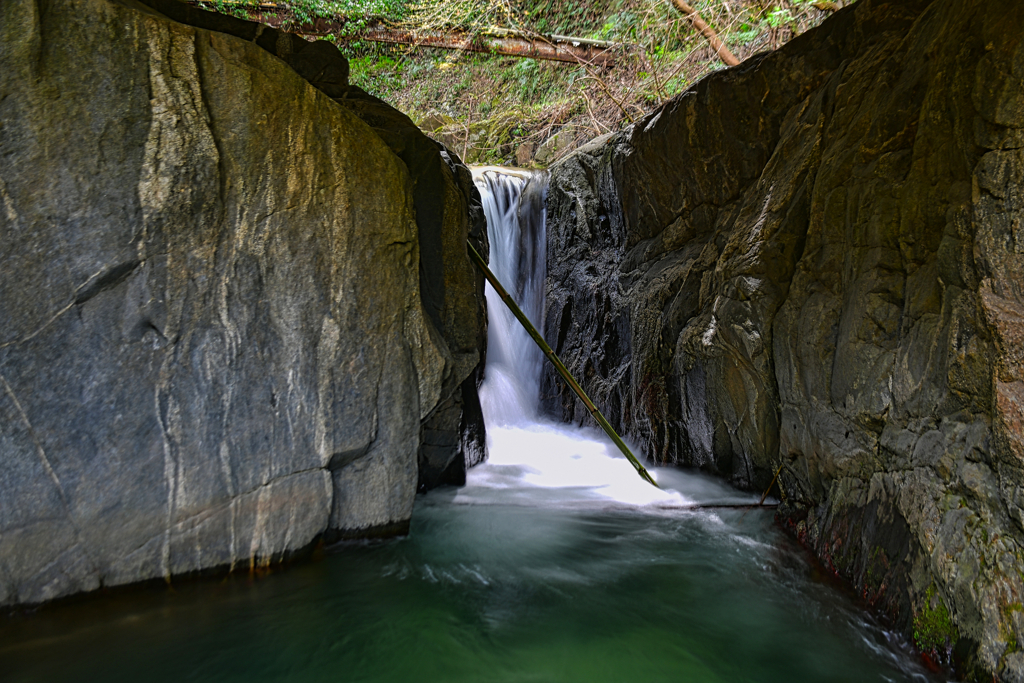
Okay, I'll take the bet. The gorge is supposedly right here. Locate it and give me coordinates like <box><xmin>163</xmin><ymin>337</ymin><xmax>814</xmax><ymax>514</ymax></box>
<box><xmin>1</xmin><ymin>0</ymin><xmax>1023</xmax><ymax>680</ymax></box>
<box><xmin>1</xmin><ymin>157</ymin><xmax>942</xmax><ymax>683</ymax></box>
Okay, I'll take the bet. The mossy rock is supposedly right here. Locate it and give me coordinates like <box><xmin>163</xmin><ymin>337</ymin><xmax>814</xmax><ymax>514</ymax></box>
<box><xmin>914</xmin><ymin>585</ymin><xmax>957</xmax><ymax>653</ymax></box>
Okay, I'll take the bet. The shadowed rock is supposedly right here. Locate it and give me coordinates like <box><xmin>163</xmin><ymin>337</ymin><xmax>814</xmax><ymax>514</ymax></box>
<box><xmin>543</xmin><ymin>0</ymin><xmax>1024</xmax><ymax>677</ymax></box>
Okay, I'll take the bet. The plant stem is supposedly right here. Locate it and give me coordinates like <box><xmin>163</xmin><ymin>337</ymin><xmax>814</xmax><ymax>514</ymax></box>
<box><xmin>467</xmin><ymin>241</ymin><xmax>658</xmax><ymax>487</ymax></box>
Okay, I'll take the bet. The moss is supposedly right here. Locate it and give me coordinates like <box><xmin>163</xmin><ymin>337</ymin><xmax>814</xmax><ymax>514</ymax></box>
<box><xmin>1002</xmin><ymin>603</ymin><xmax>1023</xmax><ymax>654</ymax></box>
<box><xmin>865</xmin><ymin>546</ymin><xmax>889</xmax><ymax>589</ymax></box>
<box><xmin>913</xmin><ymin>585</ymin><xmax>957</xmax><ymax>652</ymax></box>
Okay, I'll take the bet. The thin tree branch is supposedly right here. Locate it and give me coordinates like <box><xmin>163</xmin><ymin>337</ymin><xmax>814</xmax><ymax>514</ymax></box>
<box><xmin>669</xmin><ymin>0</ymin><xmax>740</xmax><ymax>67</ymax></box>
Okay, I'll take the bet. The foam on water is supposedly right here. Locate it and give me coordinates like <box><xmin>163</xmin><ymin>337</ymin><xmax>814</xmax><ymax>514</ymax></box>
<box><xmin>465</xmin><ymin>423</ymin><xmax>686</xmax><ymax>507</ymax></box>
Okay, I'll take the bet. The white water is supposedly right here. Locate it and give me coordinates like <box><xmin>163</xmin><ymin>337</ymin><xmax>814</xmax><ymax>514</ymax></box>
<box><xmin>466</xmin><ymin>167</ymin><xmax>731</xmax><ymax>510</ymax></box>
<box><xmin>474</xmin><ymin>168</ymin><xmax>545</xmax><ymax>425</ymax></box>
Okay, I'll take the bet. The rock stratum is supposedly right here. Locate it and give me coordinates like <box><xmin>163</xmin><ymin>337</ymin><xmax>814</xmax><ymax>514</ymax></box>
<box><xmin>0</xmin><ymin>0</ymin><xmax>486</xmax><ymax>607</ymax></box>
<box><xmin>544</xmin><ymin>0</ymin><xmax>1024</xmax><ymax>677</ymax></box>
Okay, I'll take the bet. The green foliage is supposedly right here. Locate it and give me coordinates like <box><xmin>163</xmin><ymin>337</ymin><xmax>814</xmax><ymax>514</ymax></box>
<box><xmin>732</xmin><ymin>22</ymin><xmax>760</xmax><ymax>45</ymax></box>
<box><xmin>765</xmin><ymin>6</ymin><xmax>793</xmax><ymax>28</ymax></box>
<box><xmin>513</xmin><ymin>58</ymin><xmax>549</xmax><ymax>100</ymax></box>
<box><xmin>200</xmin><ymin>0</ymin><xmax>410</xmax><ymax>22</ymax></box>
<box><xmin>598</xmin><ymin>11</ymin><xmax>639</xmax><ymax>41</ymax></box>
<box><xmin>348</xmin><ymin>51</ymin><xmax>409</xmax><ymax>98</ymax></box>
<box><xmin>296</xmin><ymin>0</ymin><xmax>409</xmax><ymax>22</ymax></box>
<box><xmin>913</xmin><ymin>585</ymin><xmax>957</xmax><ymax>653</ymax></box>
<box><xmin>199</xmin><ymin>0</ymin><xmax>847</xmax><ymax>166</ymax></box>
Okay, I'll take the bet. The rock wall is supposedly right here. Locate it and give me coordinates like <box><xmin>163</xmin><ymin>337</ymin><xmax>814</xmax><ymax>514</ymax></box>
<box><xmin>0</xmin><ymin>0</ymin><xmax>486</xmax><ymax>607</ymax></box>
<box><xmin>543</xmin><ymin>0</ymin><xmax>1024</xmax><ymax>677</ymax></box>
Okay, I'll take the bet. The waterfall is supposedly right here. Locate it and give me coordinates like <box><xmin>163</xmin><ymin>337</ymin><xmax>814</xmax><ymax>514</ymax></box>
<box><xmin>467</xmin><ymin>167</ymin><xmax>685</xmax><ymax>507</ymax></box>
<box><xmin>473</xmin><ymin>167</ymin><xmax>547</xmax><ymax>426</ymax></box>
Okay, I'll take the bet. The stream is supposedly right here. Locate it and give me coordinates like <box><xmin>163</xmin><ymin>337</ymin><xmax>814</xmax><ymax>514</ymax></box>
<box><xmin>0</xmin><ymin>168</ymin><xmax>945</xmax><ymax>683</ymax></box>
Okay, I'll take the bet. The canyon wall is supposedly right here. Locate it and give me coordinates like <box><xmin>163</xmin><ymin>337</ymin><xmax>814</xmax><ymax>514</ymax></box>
<box><xmin>543</xmin><ymin>0</ymin><xmax>1024</xmax><ymax>677</ymax></box>
<box><xmin>0</xmin><ymin>0</ymin><xmax>486</xmax><ymax>606</ymax></box>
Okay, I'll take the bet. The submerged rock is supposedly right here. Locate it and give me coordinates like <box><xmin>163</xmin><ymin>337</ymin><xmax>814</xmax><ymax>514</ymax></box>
<box><xmin>544</xmin><ymin>0</ymin><xmax>1024</xmax><ymax>677</ymax></box>
<box><xmin>0</xmin><ymin>0</ymin><xmax>485</xmax><ymax>605</ymax></box>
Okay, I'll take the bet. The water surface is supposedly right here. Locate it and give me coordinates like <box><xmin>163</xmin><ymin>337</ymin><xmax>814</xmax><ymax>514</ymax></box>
<box><xmin>0</xmin><ymin>429</ymin><xmax>940</xmax><ymax>683</ymax></box>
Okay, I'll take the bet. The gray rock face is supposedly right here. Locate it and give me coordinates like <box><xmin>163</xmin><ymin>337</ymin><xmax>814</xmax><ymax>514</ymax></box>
<box><xmin>543</xmin><ymin>0</ymin><xmax>1024</xmax><ymax>677</ymax></box>
<box><xmin>0</xmin><ymin>0</ymin><xmax>485</xmax><ymax>606</ymax></box>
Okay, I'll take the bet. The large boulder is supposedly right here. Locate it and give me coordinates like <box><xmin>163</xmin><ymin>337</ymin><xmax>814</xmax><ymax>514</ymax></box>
<box><xmin>544</xmin><ymin>0</ymin><xmax>1024</xmax><ymax>677</ymax></box>
<box><xmin>0</xmin><ymin>0</ymin><xmax>485</xmax><ymax>606</ymax></box>
<box><xmin>133</xmin><ymin>0</ymin><xmax>490</xmax><ymax>493</ymax></box>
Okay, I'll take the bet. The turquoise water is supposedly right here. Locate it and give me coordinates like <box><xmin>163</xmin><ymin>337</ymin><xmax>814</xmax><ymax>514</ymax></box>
<box><xmin>0</xmin><ymin>422</ymin><xmax>941</xmax><ymax>683</ymax></box>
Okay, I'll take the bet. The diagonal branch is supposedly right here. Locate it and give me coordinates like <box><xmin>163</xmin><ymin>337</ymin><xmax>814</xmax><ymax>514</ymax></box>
<box><xmin>669</xmin><ymin>0</ymin><xmax>740</xmax><ymax>67</ymax></box>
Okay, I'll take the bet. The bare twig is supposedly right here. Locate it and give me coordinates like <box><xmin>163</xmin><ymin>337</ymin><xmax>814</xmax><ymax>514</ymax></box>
<box><xmin>583</xmin><ymin>75</ymin><xmax>635</xmax><ymax>124</ymax></box>
<box><xmin>581</xmin><ymin>91</ymin><xmax>611</xmax><ymax>135</ymax></box>
<box><xmin>758</xmin><ymin>464</ymin><xmax>785</xmax><ymax>507</ymax></box>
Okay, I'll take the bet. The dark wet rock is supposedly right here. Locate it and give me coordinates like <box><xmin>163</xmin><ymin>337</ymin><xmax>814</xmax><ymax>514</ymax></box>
<box><xmin>0</xmin><ymin>0</ymin><xmax>484</xmax><ymax>606</ymax></box>
<box><xmin>543</xmin><ymin>0</ymin><xmax>1024</xmax><ymax>677</ymax></box>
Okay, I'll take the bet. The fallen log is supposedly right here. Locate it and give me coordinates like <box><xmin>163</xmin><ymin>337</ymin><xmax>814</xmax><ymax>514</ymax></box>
<box><xmin>466</xmin><ymin>240</ymin><xmax>658</xmax><ymax>488</ymax></box>
<box><xmin>189</xmin><ymin>2</ymin><xmax>619</xmax><ymax>67</ymax></box>
<box><xmin>359</xmin><ymin>25</ymin><xmax>617</xmax><ymax>67</ymax></box>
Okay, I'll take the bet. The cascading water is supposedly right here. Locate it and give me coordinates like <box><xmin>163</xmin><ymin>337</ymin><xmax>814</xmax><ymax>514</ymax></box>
<box><xmin>0</xmin><ymin>167</ymin><xmax>942</xmax><ymax>683</ymax></box>
<box><xmin>474</xmin><ymin>168</ymin><xmax>546</xmax><ymax>425</ymax></box>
